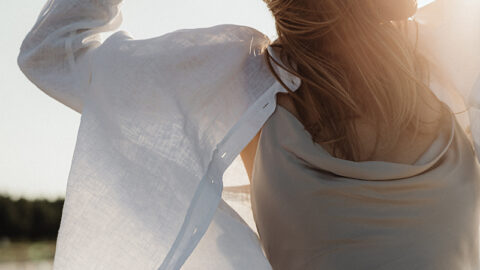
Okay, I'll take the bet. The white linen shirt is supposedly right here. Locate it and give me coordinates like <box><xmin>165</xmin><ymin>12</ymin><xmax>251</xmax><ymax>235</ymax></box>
<box><xmin>17</xmin><ymin>0</ymin><xmax>480</xmax><ymax>269</ymax></box>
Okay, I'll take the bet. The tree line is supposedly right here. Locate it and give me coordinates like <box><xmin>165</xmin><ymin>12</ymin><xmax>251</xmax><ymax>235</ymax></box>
<box><xmin>0</xmin><ymin>195</ymin><xmax>64</xmax><ymax>241</ymax></box>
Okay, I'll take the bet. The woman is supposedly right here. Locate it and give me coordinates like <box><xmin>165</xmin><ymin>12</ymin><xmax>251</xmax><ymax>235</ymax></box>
<box><xmin>240</xmin><ymin>1</ymin><xmax>480</xmax><ymax>269</ymax></box>
<box><xmin>18</xmin><ymin>0</ymin><xmax>480</xmax><ymax>269</ymax></box>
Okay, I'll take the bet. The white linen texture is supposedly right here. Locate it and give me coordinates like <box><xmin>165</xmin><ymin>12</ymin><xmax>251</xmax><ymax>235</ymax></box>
<box><xmin>17</xmin><ymin>0</ymin><xmax>480</xmax><ymax>269</ymax></box>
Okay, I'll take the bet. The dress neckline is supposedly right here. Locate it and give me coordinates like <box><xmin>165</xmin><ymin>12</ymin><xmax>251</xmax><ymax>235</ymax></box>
<box><xmin>267</xmin><ymin>102</ymin><xmax>456</xmax><ymax>181</ymax></box>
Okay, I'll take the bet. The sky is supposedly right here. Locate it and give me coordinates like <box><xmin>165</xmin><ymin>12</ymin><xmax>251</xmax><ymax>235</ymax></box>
<box><xmin>0</xmin><ymin>0</ymin><xmax>434</xmax><ymax>200</ymax></box>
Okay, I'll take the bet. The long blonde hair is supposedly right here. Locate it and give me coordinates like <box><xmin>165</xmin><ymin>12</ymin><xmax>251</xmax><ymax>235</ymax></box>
<box><xmin>263</xmin><ymin>0</ymin><xmax>442</xmax><ymax>161</ymax></box>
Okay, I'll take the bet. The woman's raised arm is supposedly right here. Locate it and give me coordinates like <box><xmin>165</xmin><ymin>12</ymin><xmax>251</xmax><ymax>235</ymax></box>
<box><xmin>17</xmin><ymin>0</ymin><xmax>123</xmax><ymax>113</ymax></box>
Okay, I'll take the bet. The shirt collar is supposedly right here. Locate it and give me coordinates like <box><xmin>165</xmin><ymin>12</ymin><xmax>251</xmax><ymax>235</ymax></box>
<box><xmin>266</xmin><ymin>45</ymin><xmax>302</xmax><ymax>92</ymax></box>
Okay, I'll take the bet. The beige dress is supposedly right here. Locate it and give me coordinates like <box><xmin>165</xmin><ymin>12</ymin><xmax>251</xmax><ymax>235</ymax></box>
<box><xmin>250</xmin><ymin>103</ymin><xmax>480</xmax><ymax>270</ymax></box>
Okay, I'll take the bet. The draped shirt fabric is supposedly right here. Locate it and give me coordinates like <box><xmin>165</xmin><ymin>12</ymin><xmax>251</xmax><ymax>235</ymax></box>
<box><xmin>17</xmin><ymin>0</ymin><xmax>480</xmax><ymax>269</ymax></box>
<box><xmin>251</xmin><ymin>103</ymin><xmax>480</xmax><ymax>269</ymax></box>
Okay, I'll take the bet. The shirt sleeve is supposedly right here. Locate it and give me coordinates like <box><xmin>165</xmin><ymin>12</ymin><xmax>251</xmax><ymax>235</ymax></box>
<box><xmin>17</xmin><ymin>0</ymin><xmax>123</xmax><ymax>113</ymax></box>
<box><xmin>412</xmin><ymin>0</ymin><xmax>480</xmax><ymax>158</ymax></box>
<box><xmin>414</xmin><ymin>0</ymin><xmax>480</xmax><ymax>101</ymax></box>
